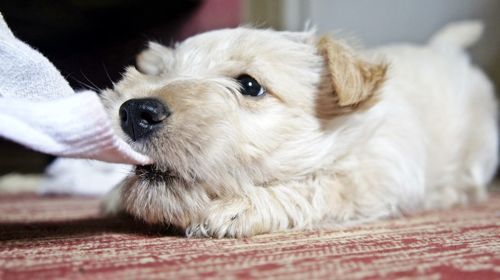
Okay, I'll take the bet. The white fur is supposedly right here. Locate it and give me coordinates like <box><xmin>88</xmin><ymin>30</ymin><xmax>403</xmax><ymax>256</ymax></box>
<box><xmin>101</xmin><ymin>22</ymin><xmax>498</xmax><ymax>238</ymax></box>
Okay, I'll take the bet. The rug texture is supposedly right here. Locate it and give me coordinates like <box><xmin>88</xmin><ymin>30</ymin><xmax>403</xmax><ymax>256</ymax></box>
<box><xmin>0</xmin><ymin>193</ymin><xmax>499</xmax><ymax>279</ymax></box>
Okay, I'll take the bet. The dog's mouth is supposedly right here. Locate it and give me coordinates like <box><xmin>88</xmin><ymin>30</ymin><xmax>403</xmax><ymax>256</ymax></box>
<box><xmin>134</xmin><ymin>164</ymin><xmax>178</xmax><ymax>183</ymax></box>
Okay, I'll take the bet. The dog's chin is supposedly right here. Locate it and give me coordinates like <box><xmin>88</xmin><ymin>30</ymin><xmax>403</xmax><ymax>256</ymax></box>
<box><xmin>134</xmin><ymin>164</ymin><xmax>179</xmax><ymax>184</ymax></box>
<box><xmin>122</xmin><ymin>164</ymin><xmax>207</xmax><ymax>228</ymax></box>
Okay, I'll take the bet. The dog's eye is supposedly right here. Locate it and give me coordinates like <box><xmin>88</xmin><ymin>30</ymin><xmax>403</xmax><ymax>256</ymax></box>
<box><xmin>236</xmin><ymin>74</ymin><xmax>265</xmax><ymax>97</ymax></box>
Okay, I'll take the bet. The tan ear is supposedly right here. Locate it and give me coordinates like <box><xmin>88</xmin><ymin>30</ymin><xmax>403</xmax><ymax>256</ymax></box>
<box><xmin>317</xmin><ymin>35</ymin><xmax>387</xmax><ymax>107</ymax></box>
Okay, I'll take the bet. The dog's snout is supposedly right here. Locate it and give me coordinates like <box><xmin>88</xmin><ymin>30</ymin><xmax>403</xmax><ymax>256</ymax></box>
<box><xmin>119</xmin><ymin>98</ymin><xmax>170</xmax><ymax>141</ymax></box>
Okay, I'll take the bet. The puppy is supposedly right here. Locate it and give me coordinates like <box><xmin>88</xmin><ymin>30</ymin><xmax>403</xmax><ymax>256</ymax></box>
<box><xmin>101</xmin><ymin>21</ymin><xmax>498</xmax><ymax>238</ymax></box>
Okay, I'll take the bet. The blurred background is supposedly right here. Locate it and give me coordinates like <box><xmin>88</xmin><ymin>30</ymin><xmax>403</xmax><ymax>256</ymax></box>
<box><xmin>0</xmin><ymin>0</ymin><xmax>499</xmax><ymax>179</ymax></box>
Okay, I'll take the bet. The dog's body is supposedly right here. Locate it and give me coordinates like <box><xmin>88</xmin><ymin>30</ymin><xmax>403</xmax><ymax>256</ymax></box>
<box><xmin>102</xmin><ymin>21</ymin><xmax>498</xmax><ymax>238</ymax></box>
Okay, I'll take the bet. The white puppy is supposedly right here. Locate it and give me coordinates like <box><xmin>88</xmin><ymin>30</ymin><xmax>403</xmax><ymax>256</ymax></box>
<box><xmin>101</xmin><ymin>21</ymin><xmax>498</xmax><ymax>238</ymax></box>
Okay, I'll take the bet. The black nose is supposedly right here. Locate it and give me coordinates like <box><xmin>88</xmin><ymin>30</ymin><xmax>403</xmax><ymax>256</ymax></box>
<box><xmin>119</xmin><ymin>98</ymin><xmax>170</xmax><ymax>141</ymax></box>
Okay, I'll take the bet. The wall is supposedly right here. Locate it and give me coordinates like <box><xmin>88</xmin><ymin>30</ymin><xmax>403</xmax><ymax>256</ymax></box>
<box><xmin>246</xmin><ymin>0</ymin><xmax>500</xmax><ymax>90</ymax></box>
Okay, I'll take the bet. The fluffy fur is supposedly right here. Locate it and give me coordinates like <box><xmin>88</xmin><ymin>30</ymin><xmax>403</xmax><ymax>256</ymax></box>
<box><xmin>101</xmin><ymin>21</ymin><xmax>498</xmax><ymax>238</ymax></box>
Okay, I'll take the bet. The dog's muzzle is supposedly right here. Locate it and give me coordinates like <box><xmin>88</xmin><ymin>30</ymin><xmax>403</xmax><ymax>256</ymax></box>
<box><xmin>119</xmin><ymin>98</ymin><xmax>170</xmax><ymax>141</ymax></box>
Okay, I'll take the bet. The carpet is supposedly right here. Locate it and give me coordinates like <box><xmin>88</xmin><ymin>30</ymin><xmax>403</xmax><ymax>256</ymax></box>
<box><xmin>0</xmin><ymin>193</ymin><xmax>499</xmax><ymax>279</ymax></box>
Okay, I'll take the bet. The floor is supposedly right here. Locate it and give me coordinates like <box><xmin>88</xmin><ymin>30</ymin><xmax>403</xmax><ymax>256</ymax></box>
<box><xmin>0</xmin><ymin>193</ymin><xmax>499</xmax><ymax>279</ymax></box>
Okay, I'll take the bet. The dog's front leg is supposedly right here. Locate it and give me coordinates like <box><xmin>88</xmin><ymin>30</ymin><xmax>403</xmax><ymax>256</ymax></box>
<box><xmin>186</xmin><ymin>182</ymin><xmax>324</xmax><ymax>238</ymax></box>
<box><xmin>101</xmin><ymin>179</ymin><xmax>127</xmax><ymax>216</ymax></box>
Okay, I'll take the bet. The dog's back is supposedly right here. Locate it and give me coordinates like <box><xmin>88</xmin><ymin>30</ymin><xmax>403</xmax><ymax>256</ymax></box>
<box><xmin>372</xmin><ymin>21</ymin><xmax>498</xmax><ymax>209</ymax></box>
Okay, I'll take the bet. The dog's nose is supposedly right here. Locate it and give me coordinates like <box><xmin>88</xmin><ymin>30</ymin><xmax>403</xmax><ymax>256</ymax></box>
<box><xmin>119</xmin><ymin>98</ymin><xmax>170</xmax><ymax>141</ymax></box>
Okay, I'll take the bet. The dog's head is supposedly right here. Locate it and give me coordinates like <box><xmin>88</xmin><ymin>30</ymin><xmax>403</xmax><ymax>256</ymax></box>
<box><xmin>101</xmin><ymin>27</ymin><xmax>387</xmax><ymax>227</ymax></box>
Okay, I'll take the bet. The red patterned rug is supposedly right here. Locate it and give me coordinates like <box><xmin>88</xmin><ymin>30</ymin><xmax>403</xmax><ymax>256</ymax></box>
<box><xmin>0</xmin><ymin>193</ymin><xmax>499</xmax><ymax>279</ymax></box>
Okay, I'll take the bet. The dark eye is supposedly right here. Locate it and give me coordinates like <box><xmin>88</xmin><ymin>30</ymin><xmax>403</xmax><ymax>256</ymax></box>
<box><xmin>236</xmin><ymin>74</ymin><xmax>266</xmax><ymax>97</ymax></box>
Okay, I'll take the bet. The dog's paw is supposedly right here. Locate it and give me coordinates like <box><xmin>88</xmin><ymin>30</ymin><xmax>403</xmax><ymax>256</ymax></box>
<box><xmin>185</xmin><ymin>198</ymin><xmax>265</xmax><ymax>238</ymax></box>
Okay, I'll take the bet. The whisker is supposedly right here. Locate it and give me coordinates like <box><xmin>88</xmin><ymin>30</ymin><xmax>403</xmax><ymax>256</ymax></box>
<box><xmin>80</xmin><ymin>70</ymin><xmax>102</xmax><ymax>92</ymax></box>
<box><xmin>101</xmin><ymin>63</ymin><xmax>114</xmax><ymax>86</ymax></box>
<box><xmin>69</xmin><ymin>76</ymin><xmax>99</xmax><ymax>92</ymax></box>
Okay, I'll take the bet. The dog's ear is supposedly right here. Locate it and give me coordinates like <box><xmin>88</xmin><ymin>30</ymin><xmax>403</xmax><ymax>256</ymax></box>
<box><xmin>317</xmin><ymin>35</ymin><xmax>387</xmax><ymax>108</ymax></box>
<box><xmin>136</xmin><ymin>42</ymin><xmax>173</xmax><ymax>75</ymax></box>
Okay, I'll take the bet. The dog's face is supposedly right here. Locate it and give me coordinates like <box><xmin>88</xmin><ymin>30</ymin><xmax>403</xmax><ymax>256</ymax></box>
<box><xmin>101</xmin><ymin>27</ymin><xmax>386</xmax><ymax>228</ymax></box>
